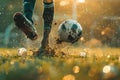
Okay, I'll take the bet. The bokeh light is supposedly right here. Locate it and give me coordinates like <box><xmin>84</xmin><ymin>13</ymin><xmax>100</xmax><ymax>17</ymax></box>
<box><xmin>101</xmin><ymin>31</ymin><xmax>105</xmax><ymax>35</ymax></box>
<box><xmin>73</xmin><ymin>66</ymin><xmax>80</xmax><ymax>73</ymax></box>
<box><xmin>102</xmin><ymin>65</ymin><xmax>118</xmax><ymax>79</ymax></box>
<box><xmin>80</xmin><ymin>37</ymin><xmax>85</xmax><ymax>41</ymax></box>
<box><xmin>103</xmin><ymin>65</ymin><xmax>111</xmax><ymax>73</ymax></box>
<box><xmin>10</xmin><ymin>61</ymin><xmax>14</xmax><ymax>65</ymax></box>
<box><xmin>107</xmin><ymin>55</ymin><xmax>111</xmax><ymax>59</ymax></box>
<box><xmin>77</xmin><ymin>0</ymin><xmax>85</xmax><ymax>3</ymax></box>
<box><xmin>63</xmin><ymin>74</ymin><xmax>75</xmax><ymax>80</ymax></box>
<box><xmin>80</xmin><ymin>52</ymin><xmax>87</xmax><ymax>58</ymax></box>
<box><xmin>8</xmin><ymin>4</ymin><xmax>13</xmax><ymax>11</ymax></box>
<box><xmin>60</xmin><ymin>1</ymin><xmax>69</xmax><ymax>6</ymax></box>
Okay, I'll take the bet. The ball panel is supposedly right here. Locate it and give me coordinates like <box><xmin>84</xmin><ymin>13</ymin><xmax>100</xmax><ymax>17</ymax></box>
<box><xmin>61</xmin><ymin>24</ymin><xmax>66</xmax><ymax>31</ymax></box>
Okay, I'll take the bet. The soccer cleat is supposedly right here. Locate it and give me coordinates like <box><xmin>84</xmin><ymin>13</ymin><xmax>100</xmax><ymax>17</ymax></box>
<box><xmin>13</xmin><ymin>12</ymin><xmax>38</xmax><ymax>40</ymax></box>
<box><xmin>37</xmin><ymin>29</ymin><xmax>50</xmax><ymax>56</ymax></box>
<box><xmin>36</xmin><ymin>46</ymin><xmax>55</xmax><ymax>57</ymax></box>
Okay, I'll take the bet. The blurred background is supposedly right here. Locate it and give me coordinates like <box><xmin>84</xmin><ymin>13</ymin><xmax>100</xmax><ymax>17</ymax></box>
<box><xmin>0</xmin><ymin>0</ymin><xmax>120</xmax><ymax>48</ymax></box>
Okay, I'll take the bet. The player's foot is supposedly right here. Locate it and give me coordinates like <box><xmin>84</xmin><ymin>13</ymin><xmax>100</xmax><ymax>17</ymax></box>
<box><xmin>13</xmin><ymin>12</ymin><xmax>38</xmax><ymax>40</ymax></box>
<box><xmin>34</xmin><ymin>46</ymin><xmax>55</xmax><ymax>57</ymax></box>
<box><xmin>38</xmin><ymin>29</ymin><xmax>55</xmax><ymax>56</ymax></box>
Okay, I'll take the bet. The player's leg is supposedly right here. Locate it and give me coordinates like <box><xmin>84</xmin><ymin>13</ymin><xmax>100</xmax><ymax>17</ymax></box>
<box><xmin>38</xmin><ymin>0</ymin><xmax>54</xmax><ymax>56</ymax></box>
<box><xmin>13</xmin><ymin>0</ymin><xmax>38</xmax><ymax>40</ymax></box>
<box><xmin>23</xmin><ymin>0</ymin><xmax>36</xmax><ymax>24</ymax></box>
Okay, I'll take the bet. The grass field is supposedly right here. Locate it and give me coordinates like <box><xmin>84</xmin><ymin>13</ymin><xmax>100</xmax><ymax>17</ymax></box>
<box><xmin>0</xmin><ymin>47</ymin><xmax>120</xmax><ymax>80</ymax></box>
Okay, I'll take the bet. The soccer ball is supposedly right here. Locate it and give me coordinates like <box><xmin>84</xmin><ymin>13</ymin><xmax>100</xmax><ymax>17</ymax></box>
<box><xmin>58</xmin><ymin>19</ymin><xmax>82</xmax><ymax>43</ymax></box>
<box><xmin>18</xmin><ymin>48</ymin><xmax>27</xmax><ymax>56</ymax></box>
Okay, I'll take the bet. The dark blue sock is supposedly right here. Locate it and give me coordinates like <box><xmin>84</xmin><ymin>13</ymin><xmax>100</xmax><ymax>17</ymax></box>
<box><xmin>43</xmin><ymin>2</ymin><xmax>54</xmax><ymax>30</ymax></box>
<box><xmin>23</xmin><ymin>0</ymin><xmax>36</xmax><ymax>24</ymax></box>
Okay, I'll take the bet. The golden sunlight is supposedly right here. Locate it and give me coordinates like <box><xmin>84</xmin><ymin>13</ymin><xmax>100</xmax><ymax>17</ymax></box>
<box><xmin>60</xmin><ymin>1</ymin><xmax>69</xmax><ymax>6</ymax></box>
<box><xmin>77</xmin><ymin>0</ymin><xmax>85</xmax><ymax>3</ymax></box>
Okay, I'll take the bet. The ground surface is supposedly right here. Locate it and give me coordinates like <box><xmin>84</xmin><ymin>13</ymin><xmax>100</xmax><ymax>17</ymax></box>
<box><xmin>0</xmin><ymin>48</ymin><xmax>120</xmax><ymax>80</ymax></box>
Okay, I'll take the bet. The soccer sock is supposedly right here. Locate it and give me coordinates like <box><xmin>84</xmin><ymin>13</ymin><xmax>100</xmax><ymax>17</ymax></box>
<box><xmin>43</xmin><ymin>2</ymin><xmax>54</xmax><ymax>30</ymax></box>
<box><xmin>23</xmin><ymin>0</ymin><xmax>36</xmax><ymax>24</ymax></box>
<box><xmin>40</xmin><ymin>2</ymin><xmax>54</xmax><ymax>49</ymax></box>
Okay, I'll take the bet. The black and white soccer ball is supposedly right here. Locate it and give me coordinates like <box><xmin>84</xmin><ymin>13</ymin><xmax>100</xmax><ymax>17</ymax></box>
<box><xmin>58</xmin><ymin>19</ymin><xmax>82</xmax><ymax>43</ymax></box>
